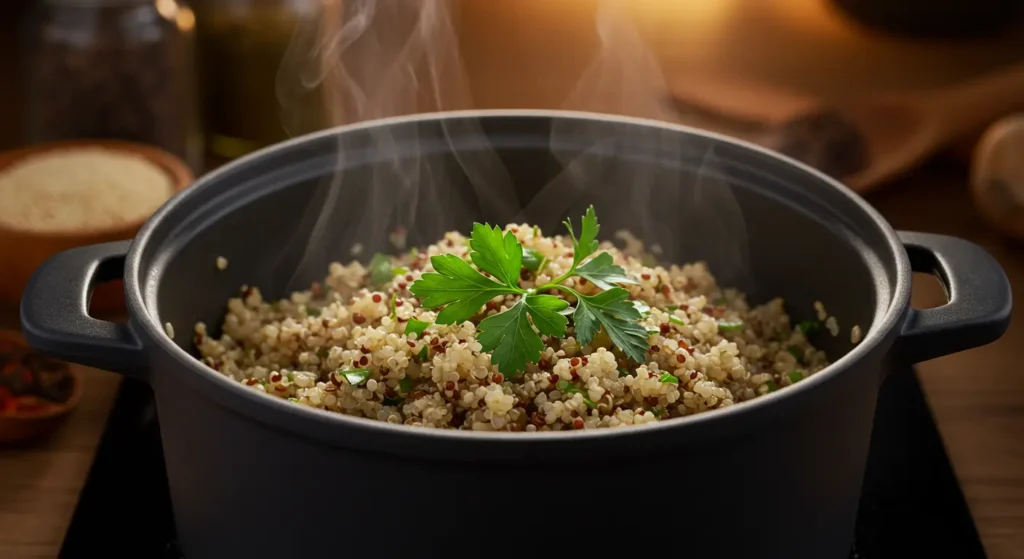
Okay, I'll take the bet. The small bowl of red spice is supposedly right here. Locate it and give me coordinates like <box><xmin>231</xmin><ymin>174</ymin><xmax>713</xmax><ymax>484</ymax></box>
<box><xmin>0</xmin><ymin>330</ymin><xmax>82</xmax><ymax>444</ymax></box>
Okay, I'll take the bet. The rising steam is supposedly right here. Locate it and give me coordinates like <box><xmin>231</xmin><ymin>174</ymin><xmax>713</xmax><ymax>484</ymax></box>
<box><xmin>274</xmin><ymin>0</ymin><xmax>750</xmax><ymax>292</ymax></box>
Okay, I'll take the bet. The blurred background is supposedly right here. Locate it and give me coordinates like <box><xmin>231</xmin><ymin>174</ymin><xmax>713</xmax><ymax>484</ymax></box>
<box><xmin>0</xmin><ymin>1</ymin><xmax>1023</xmax><ymax>557</ymax></box>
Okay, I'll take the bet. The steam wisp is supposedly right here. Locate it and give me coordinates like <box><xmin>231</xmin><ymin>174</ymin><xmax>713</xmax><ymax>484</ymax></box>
<box><xmin>274</xmin><ymin>0</ymin><xmax>751</xmax><ymax>292</ymax></box>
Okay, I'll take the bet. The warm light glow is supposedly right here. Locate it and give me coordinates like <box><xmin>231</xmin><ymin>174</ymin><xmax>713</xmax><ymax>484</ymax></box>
<box><xmin>154</xmin><ymin>0</ymin><xmax>178</xmax><ymax>21</ymax></box>
<box><xmin>771</xmin><ymin>0</ymin><xmax>862</xmax><ymax>39</ymax></box>
<box><xmin>630</xmin><ymin>0</ymin><xmax>740</xmax><ymax>29</ymax></box>
<box><xmin>176</xmin><ymin>7</ymin><xmax>196</xmax><ymax>33</ymax></box>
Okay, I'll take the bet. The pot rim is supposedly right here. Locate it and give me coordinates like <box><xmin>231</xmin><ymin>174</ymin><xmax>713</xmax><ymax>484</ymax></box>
<box><xmin>124</xmin><ymin>109</ymin><xmax>911</xmax><ymax>451</ymax></box>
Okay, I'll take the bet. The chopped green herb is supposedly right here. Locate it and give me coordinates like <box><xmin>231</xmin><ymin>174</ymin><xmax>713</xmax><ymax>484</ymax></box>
<box><xmin>417</xmin><ymin>346</ymin><xmax>428</xmax><ymax>362</ymax></box>
<box><xmin>521</xmin><ymin>248</ymin><xmax>544</xmax><ymax>272</ymax></box>
<box><xmin>288</xmin><ymin>397</ymin><xmax>298</xmax><ymax>403</ymax></box>
<box><xmin>646</xmin><ymin>328</ymin><xmax>660</xmax><ymax>336</ymax></box>
<box><xmin>556</xmin><ymin>379</ymin><xmax>597</xmax><ymax>409</ymax></box>
<box><xmin>617</xmin><ymin>367</ymin><xmax>632</xmax><ymax>378</ymax></box>
<box><xmin>389</xmin><ymin>292</ymin><xmax>398</xmax><ymax>319</ymax></box>
<box><xmin>796</xmin><ymin>320</ymin><xmax>820</xmax><ymax>335</ymax></box>
<box><xmin>382</xmin><ymin>397</ymin><xmax>404</xmax><ymax>406</ymax></box>
<box><xmin>765</xmin><ymin>379</ymin><xmax>779</xmax><ymax>393</ymax></box>
<box><xmin>306</xmin><ymin>306</ymin><xmax>321</xmax><ymax>317</ymax></box>
<box><xmin>640</xmin><ymin>254</ymin><xmax>659</xmax><ymax>267</ymax></box>
<box><xmin>665</xmin><ymin>305</ymin><xmax>679</xmax><ymax>312</ymax></box>
<box><xmin>713</xmin><ymin>297</ymin><xmax>728</xmax><ymax>306</ymax></box>
<box><xmin>392</xmin><ymin>266</ymin><xmax>408</xmax><ymax>277</ymax></box>
<box><xmin>576</xmin><ymin>252</ymin><xmax>639</xmax><ymax>291</ymax></box>
<box><xmin>317</xmin><ymin>347</ymin><xmax>329</xmax><ymax>359</ymax></box>
<box><xmin>533</xmin><ymin>225</ymin><xmax>541</xmax><ymax>238</ymax></box>
<box><xmin>717</xmin><ymin>320</ymin><xmax>744</xmax><ymax>332</ymax></box>
<box><xmin>368</xmin><ymin>253</ymin><xmax>392</xmax><ymax>286</ymax></box>
<box><xmin>647</xmin><ymin>406</ymin><xmax>665</xmax><ymax>417</ymax></box>
<box><xmin>340</xmin><ymin>368</ymin><xmax>372</xmax><ymax>386</ymax></box>
<box><xmin>658</xmin><ymin>372</ymin><xmax>680</xmax><ymax>384</ymax></box>
<box><xmin>405</xmin><ymin>319</ymin><xmax>431</xmax><ymax>338</ymax></box>
<box><xmin>668</xmin><ymin>315</ymin><xmax>686</xmax><ymax>326</ymax></box>
<box><xmin>787</xmin><ymin>371</ymin><xmax>804</xmax><ymax>384</ymax></box>
<box><xmin>398</xmin><ymin>377</ymin><xmax>413</xmax><ymax>394</ymax></box>
<box><xmin>787</xmin><ymin>345</ymin><xmax>804</xmax><ymax>362</ymax></box>
<box><xmin>286</xmin><ymin>372</ymin><xmax>295</xmax><ymax>382</ymax></box>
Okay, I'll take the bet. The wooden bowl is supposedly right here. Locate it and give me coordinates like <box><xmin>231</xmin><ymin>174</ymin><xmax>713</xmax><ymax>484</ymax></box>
<box><xmin>0</xmin><ymin>330</ymin><xmax>83</xmax><ymax>444</ymax></box>
<box><xmin>0</xmin><ymin>140</ymin><xmax>193</xmax><ymax>315</ymax></box>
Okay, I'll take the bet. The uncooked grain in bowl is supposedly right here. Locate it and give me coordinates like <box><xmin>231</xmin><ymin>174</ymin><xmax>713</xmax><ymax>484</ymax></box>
<box><xmin>195</xmin><ymin>207</ymin><xmax>831</xmax><ymax>432</ymax></box>
<box><xmin>0</xmin><ymin>148</ymin><xmax>173</xmax><ymax>233</ymax></box>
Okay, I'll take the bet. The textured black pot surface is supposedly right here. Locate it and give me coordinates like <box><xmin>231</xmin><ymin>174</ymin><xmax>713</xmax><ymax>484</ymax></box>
<box><xmin>20</xmin><ymin>112</ymin><xmax>1012</xmax><ymax>559</ymax></box>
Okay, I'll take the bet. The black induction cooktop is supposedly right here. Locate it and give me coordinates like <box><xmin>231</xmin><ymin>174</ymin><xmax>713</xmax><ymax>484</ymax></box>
<box><xmin>59</xmin><ymin>365</ymin><xmax>987</xmax><ymax>559</ymax></box>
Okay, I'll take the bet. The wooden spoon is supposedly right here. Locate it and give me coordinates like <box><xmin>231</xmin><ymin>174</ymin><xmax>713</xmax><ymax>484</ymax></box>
<box><xmin>667</xmin><ymin>64</ymin><xmax>1024</xmax><ymax>192</ymax></box>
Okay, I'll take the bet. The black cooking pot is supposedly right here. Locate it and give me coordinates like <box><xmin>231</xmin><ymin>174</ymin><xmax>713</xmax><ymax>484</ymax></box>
<box><xmin>20</xmin><ymin>111</ymin><xmax>1011</xmax><ymax>559</ymax></box>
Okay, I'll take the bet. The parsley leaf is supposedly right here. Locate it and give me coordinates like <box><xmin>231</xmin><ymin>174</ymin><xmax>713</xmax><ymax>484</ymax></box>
<box><xmin>477</xmin><ymin>295</ymin><xmax>568</xmax><ymax>376</ymax></box>
<box><xmin>410</xmin><ymin>254</ymin><xmax>519</xmax><ymax>325</ymax></box>
<box><xmin>409</xmin><ymin>205</ymin><xmax>650</xmax><ymax>377</ymax></box>
<box><xmin>469</xmin><ymin>223</ymin><xmax>523</xmax><ymax>288</ymax></box>
<box><xmin>576</xmin><ymin>252</ymin><xmax>638</xmax><ymax>291</ymax></box>
<box><xmin>405</xmin><ymin>319</ymin><xmax>431</xmax><ymax>338</ymax></box>
<box><xmin>368</xmin><ymin>253</ymin><xmax>392</xmax><ymax>286</ymax></box>
<box><xmin>523</xmin><ymin>294</ymin><xmax>570</xmax><ymax>337</ymax></box>
<box><xmin>563</xmin><ymin>205</ymin><xmax>600</xmax><ymax>267</ymax></box>
<box><xmin>631</xmin><ymin>300</ymin><xmax>651</xmax><ymax>316</ymax></box>
<box><xmin>522</xmin><ymin>248</ymin><xmax>545</xmax><ymax>272</ymax></box>
<box><xmin>477</xmin><ymin>300</ymin><xmax>545</xmax><ymax>376</ymax></box>
<box><xmin>572</xmin><ymin>288</ymin><xmax>649</xmax><ymax>363</ymax></box>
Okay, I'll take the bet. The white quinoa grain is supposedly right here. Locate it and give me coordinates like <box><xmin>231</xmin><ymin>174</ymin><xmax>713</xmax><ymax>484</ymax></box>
<box><xmin>826</xmin><ymin>316</ymin><xmax>839</xmax><ymax>337</ymax></box>
<box><xmin>215</xmin><ymin>256</ymin><xmax>228</xmax><ymax>270</ymax></box>
<box><xmin>164</xmin><ymin>322</ymin><xmax>175</xmax><ymax>339</ymax></box>
<box><xmin>851</xmin><ymin>324</ymin><xmax>863</xmax><ymax>344</ymax></box>
<box><xmin>813</xmin><ymin>300</ymin><xmax>827</xmax><ymax>321</ymax></box>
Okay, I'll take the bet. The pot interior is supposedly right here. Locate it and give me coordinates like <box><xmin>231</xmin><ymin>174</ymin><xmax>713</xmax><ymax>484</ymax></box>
<box><xmin>142</xmin><ymin>113</ymin><xmax>898</xmax><ymax>365</ymax></box>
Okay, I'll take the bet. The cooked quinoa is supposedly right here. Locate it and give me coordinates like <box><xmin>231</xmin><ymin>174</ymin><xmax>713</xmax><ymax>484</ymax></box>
<box><xmin>194</xmin><ymin>224</ymin><xmax>831</xmax><ymax>432</ymax></box>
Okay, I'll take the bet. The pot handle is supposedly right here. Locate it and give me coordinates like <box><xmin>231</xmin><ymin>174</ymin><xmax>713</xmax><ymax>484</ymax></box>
<box><xmin>20</xmin><ymin>241</ymin><xmax>148</xmax><ymax>379</ymax></box>
<box><xmin>894</xmin><ymin>231</ymin><xmax>1012</xmax><ymax>364</ymax></box>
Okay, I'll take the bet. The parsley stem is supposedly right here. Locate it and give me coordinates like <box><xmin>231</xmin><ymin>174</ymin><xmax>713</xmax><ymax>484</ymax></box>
<box><xmin>534</xmin><ymin>265</ymin><xmax>580</xmax><ymax>294</ymax></box>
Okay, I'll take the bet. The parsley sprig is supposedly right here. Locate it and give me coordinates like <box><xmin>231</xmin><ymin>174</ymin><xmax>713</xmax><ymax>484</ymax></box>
<box><xmin>410</xmin><ymin>206</ymin><xmax>648</xmax><ymax>377</ymax></box>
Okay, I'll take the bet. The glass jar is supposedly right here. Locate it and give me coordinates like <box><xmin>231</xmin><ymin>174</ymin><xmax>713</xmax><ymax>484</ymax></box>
<box><xmin>192</xmin><ymin>0</ymin><xmax>331</xmax><ymax>160</ymax></box>
<box><xmin>22</xmin><ymin>0</ymin><xmax>202</xmax><ymax>171</ymax></box>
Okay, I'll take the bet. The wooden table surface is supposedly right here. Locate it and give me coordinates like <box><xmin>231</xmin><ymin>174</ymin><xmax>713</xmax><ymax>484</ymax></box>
<box><xmin>0</xmin><ymin>2</ymin><xmax>1022</xmax><ymax>558</ymax></box>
